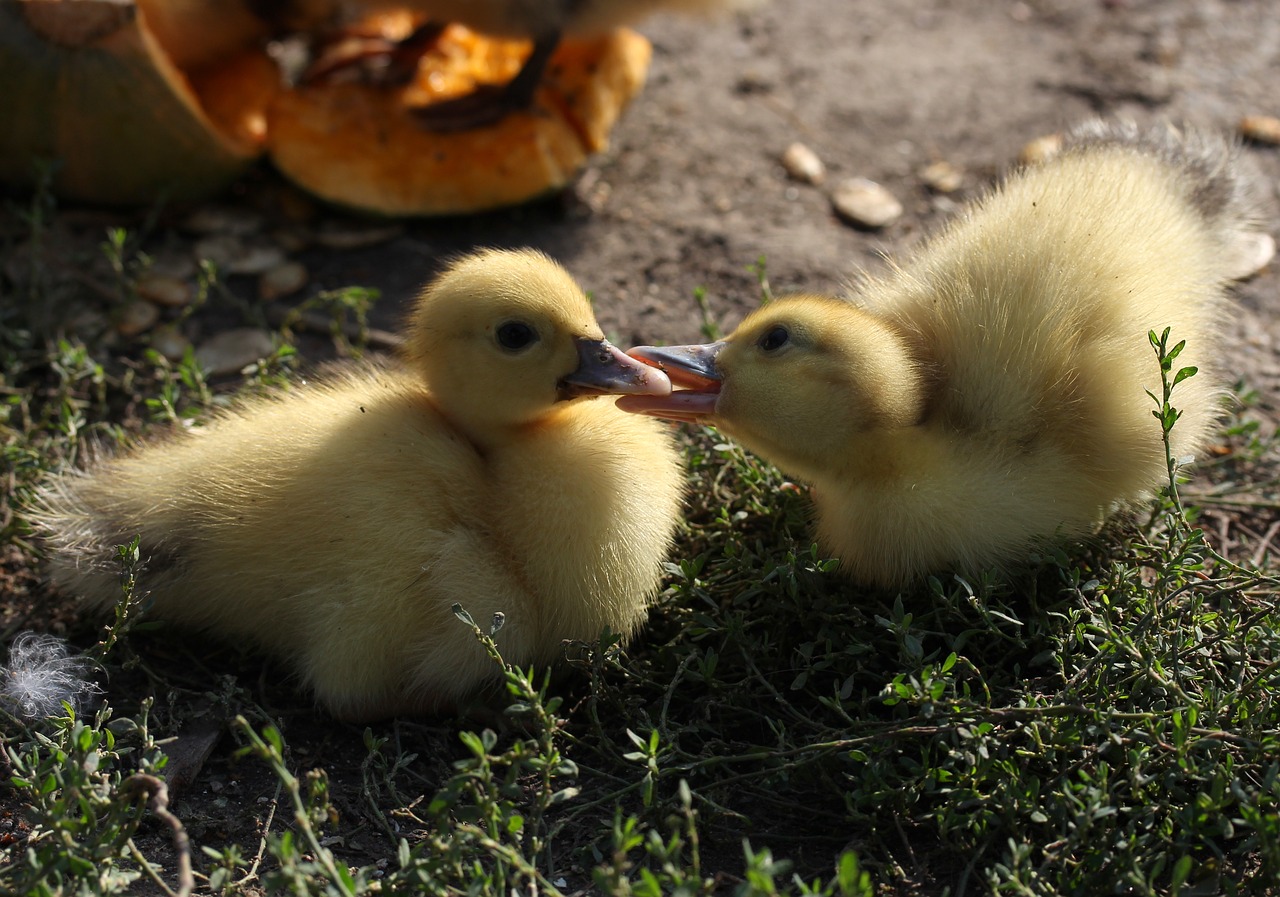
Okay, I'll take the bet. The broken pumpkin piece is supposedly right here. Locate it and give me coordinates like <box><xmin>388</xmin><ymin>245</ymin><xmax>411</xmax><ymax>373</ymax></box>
<box><xmin>188</xmin><ymin>49</ymin><xmax>282</xmax><ymax>153</ymax></box>
<box><xmin>0</xmin><ymin>0</ymin><xmax>275</xmax><ymax>204</ymax></box>
<box><xmin>266</xmin><ymin>25</ymin><xmax>652</xmax><ymax>217</ymax></box>
<box><xmin>133</xmin><ymin>0</ymin><xmax>268</xmax><ymax>71</ymax></box>
<box><xmin>0</xmin><ymin>0</ymin><xmax>266</xmax><ymax>205</ymax></box>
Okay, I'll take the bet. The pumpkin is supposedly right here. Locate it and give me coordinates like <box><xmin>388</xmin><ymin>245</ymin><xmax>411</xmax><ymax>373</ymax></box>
<box><xmin>0</xmin><ymin>0</ymin><xmax>275</xmax><ymax>206</ymax></box>
<box><xmin>266</xmin><ymin>24</ymin><xmax>652</xmax><ymax>216</ymax></box>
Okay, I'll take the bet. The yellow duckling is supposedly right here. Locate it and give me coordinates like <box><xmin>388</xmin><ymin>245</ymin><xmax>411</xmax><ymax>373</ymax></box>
<box><xmin>622</xmin><ymin>122</ymin><xmax>1263</xmax><ymax>587</ymax></box>
<box><xmin>33</xmin><ymin>249</ymin><xmax>684</xmax><ymax>720</ymax></box>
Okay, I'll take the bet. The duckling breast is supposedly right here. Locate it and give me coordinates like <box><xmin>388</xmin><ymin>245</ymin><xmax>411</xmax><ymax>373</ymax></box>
<box><xmin>482</xmin><ymin>397</ymin><xmax>685</xmax><ymax>645</ymax></box>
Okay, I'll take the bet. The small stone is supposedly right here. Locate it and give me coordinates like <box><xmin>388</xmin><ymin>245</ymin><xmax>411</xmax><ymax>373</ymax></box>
<box><xmin>150</xmin><ymin>325</ymin><xmax>192</xmax><ymax>361</ymax></box>
<box><xmin>259</xmin><ymin>261</ymin><xmax>309</xmax><ymax>301</ymax></box>
<box><xmin>194</xmin><ymin>235</ymin><xmax>243</xmax><ymax>271</ymax></box>
<box><xmin>68</xmin><ymin>308</ymin><xmax>110</xmax><ymax>338</ymax></box>
<box><xmin>195</xmin><ymin>329</ymin><xmax>276</xmax><ymax>377</ymax></box>
<box><xmin>831</xmin><ymin>178</ymin><xmax>903</xmax><ymax>229</ymax></box>
<box><xmin>1240</xmin><ymin>115</ymin><xmax>1280</xmax><ymax>146</ymax></box>
<box><xmin>1222</xmin><ymin>231</ymin><xmax>1276</xmax><ymax>281</ymax></box>
<box><xmin>781</xmin><ymin>142</ymin><xmax>825</xmax><ymax>185</ymax></box>
<box><xmin>227</xmin><ymin>245</ymin><xmax>288</xmax><ymax>276</ymax></box>
<box><xmin>313</xmin><ymin>222</ymin><xmax>403</xmax><ymax>250</ymax></box>
<box><xmin>1019</xmin><ymin>133</ymin><xmax>1063</xmax><ymax>165</ymax></box>
<box><xmin>149</xmin><ymin>252</ymin><xmax>198</xmax><ymax>282</ymax></box>
<box><xmin>271</xmin><ymin>226</ymin><xmax>312</xmax><ymax>254</ymax></box>
<box><xmin>920</xmin><ymin>160</ymin><xmax>963</xmax><ymax>193</ymax></box>
<box><xmin>931</xmin><ymin>195</ymin><xmax>960</xmax><ymax>215</ymax></box>
<box><xmin>115</xmin><ymin>300</ymin><xmax>160</xmax><ymax>337</ymax></box>
<box><xmin>183</xmin><ymin>206</ymin><xmax>264</xmax><ymax>236</ymax></box>
<box><xmin>1146</xmin><ymin>26</ymin><xmax>1180</xmax><ymax>66</ymax></box>
<box><xmin>136</xmin><ymin>273</ymin><xmax>192</xmax><ymax>308</ymax></box>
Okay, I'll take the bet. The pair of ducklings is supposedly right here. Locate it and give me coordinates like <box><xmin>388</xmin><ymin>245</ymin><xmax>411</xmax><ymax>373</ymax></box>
<box><xmin>33</xmin><ymin>122</ymin><xmax>1263</xmax><ymax>719</ymax></box>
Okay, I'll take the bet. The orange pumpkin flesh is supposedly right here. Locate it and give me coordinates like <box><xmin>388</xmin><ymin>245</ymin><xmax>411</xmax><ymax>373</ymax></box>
<box><xmin>266</xmin><ymin>25</ymin><xmax>652</xmax><ymax>217</ymax></box>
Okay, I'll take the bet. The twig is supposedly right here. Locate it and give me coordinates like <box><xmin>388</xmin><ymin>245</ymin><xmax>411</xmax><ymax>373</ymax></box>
<box><xmin>1250</xmin><ymin>519</ymin><xmax>1280</xmax><ymax>568</ymax></box>
<box><xmin>122</xmin><ymin>773</ymin><xmax>194</xmax><ymax>897</ymax></box>
<box><xmin>241</xmin><ymin>778</ymin><xmax>283</xmax><ymax>885</ymax></box>
<box><xmin>265</xmin><ymin>306</ymin><xmax>403</xmax><ymax>351</ymax></box>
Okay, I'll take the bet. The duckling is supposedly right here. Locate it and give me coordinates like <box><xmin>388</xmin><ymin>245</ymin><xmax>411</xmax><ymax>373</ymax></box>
<box><xmin>32</xmin><ymin>249</ymin><xmax>684</xmax><ymax>721</ymax></box>
<box><xmin>621</xmin><ymin>122</ymin><xmax>1263</xmax><ymax>587</ymax></box>
<box><xmin>257</xmin><ymin>0</ymin><xmax>753</xmax><ymax>128</ymax></box>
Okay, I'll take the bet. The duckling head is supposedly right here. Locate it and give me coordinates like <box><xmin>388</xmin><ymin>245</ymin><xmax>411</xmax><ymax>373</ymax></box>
<box><xmin>403</xmin><ymin>249</ymin><xmax>671</xmax><ymax>447</ymax></box>
<box><xmin>620</xmin><ymin>295</ymin><xmax>925</xmax><ymax>481</ymax></box>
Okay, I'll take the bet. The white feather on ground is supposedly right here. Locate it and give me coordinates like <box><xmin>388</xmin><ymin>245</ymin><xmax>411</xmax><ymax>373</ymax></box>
<box><xmin>1</xmin><ymin>632</ymin><xmax>100</xmax><ymax>720</ymax></box>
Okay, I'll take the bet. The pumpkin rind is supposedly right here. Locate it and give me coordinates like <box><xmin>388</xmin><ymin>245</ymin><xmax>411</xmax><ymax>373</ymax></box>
<box><xmin>266</xmin><ymin>27</ymin><xmax>652</xmax><ymax>217</ymax></box>
<box><xmin>0</xmin><ymin>0</ymin><xmax>264</xmax><ymax>206</ymax></box>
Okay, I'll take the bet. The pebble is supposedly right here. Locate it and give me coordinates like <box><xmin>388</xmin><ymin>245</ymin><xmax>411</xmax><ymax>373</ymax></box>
<box><xmin>195</xmin><ymin>329</ymin><xmax>276</xmax><ymax>377</ymax></box>
<box><xmin>148</xmin><ymin>252</ymin><xmax>198</xmax><ymax>282</ymax></box>
<box><xmin>1222</xmin><ymin>231</ymin><xmax>1276</xmax><ymax>282</ymax></box>
<box><xmin>831</xmin><ymin>177</ymin><xmax>903</xmax><ymax>229</ymax></box>
<box><xmin>194</xmin><ymin>234</ymin><xmax>243</xmax><ymax>271</ymax></box>
<box><xmin>271</xmin><ymin>226</ymin><xmax>313</xmax><ymax>254</ymax></box>
<box><xmin>227</xmin><ymin>245</ymin><xmax>288</xmax><ymax>276</ymax></box>
<box><xmin>920</xmin><ymin>160</ymin><xmax>963</xmax><ymax>193</ymax></box>
<box><xmin>68</xmin><ymin>308</ymin><xmax>110</xmax><ymax>338</ymax></box>
<box><xmin>136</xmin><ymin>273</ymin><xmax>192</xmax><ymax>308</ymax></box>
<box><xmin>259</xmin><ymin>261</ymin><xmax>309</xmax><ymax>301</ymax></box>
<box><xmin>1019</xmin><ymin>133</ymin><xmax>1063</xmax><ymax>165</ymax></box>
<box><xmin>115</xmin><ymin>300</ymin><xmax>160</xmax><ymax>337</ymax></box>
<box><xmin>313</xmin><ymin>222</ymin><xmax>403</xmax><ymax>250</ymax></box>
<box><xmin>781</xmin><ymin>142</ymin><xmax>826</xmax><ymax>185</ymax></box>
<box><xmin>150</xmin><ymin>325</ymin><xmax>192</xmax><ymax>361</ymax></box>
<box><xmin>183</xmin><ymin>206</ymin><xmax>264</xmax><ymax>236</ymax></box>
<box><xmin>1240</xmin><ymin>115</ymin><xmax>1280</xmax><ymax>146</ymax></box>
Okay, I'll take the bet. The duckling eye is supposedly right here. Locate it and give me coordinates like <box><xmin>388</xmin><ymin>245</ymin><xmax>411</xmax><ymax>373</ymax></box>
<box><xmin>496</xmin><ymin>321</ymin><xmax>538</xmax><ymax>352</ymax></box>
<box><xmin>758</xmin><ymin>325</ymin><xmax>790</xmax><ymax>352</ymax></box>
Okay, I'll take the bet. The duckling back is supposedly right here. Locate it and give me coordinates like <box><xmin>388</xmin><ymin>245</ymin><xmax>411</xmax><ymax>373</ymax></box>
<box><xmin>821</xmin><ymin>122</ymin><xmax>1259</xmax><ymax>584</ymax></box>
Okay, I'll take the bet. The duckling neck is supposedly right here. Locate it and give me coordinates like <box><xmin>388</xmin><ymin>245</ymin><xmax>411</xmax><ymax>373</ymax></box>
<box><xmin>431</xmin><ymin>403</ymin><xmax>540</xmax><ymax>460</ymax></box>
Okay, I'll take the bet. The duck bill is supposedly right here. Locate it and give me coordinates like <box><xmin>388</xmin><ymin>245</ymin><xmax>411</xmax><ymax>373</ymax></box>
<box><xmin>558</xmin><ymin>338</ymin><xmax>673</xmax><ymax>400</ymax></box>
<box><xmin>615</xmin><ymin>343</ymin><xmax>724</xmax><ymax>422</ymax></box>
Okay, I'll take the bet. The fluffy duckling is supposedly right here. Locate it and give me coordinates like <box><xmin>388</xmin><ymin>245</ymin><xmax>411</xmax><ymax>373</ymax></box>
<box><xmin>622</xmin><ymin>122</ymin><xmax>1262</xmax><ymax>587</ymax></box>
<box><xmin>32</xmin><ymin>249</ymin><xmax>684</xmax><ymax>721</ymax></box>
<box><xmin>259</xmin><ymin>0</ymin><xmax>753</xmax><ymax>127</ymax></box>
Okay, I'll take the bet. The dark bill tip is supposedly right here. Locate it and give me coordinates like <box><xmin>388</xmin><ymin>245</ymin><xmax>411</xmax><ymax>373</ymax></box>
<box><xmin>626</xmin><ymin>342</ymin><xmax>725</xmax><ymax>390</ymax></box>
<box><xmin>558</xmin><ymin>338</ymin><xmax>673</xmax><ymax>400</ymax></box>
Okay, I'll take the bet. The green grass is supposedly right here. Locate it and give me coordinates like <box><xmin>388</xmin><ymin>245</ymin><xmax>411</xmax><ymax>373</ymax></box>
<box><xmin>1</xmin><ymin>208</ymin><xmax>1279</xmax><ymax>896</ymax></box>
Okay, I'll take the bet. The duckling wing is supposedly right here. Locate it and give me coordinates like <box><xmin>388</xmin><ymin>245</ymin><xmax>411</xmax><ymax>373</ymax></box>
<box><xmin>871</xmin><ymin>141</ymin><xmax>1232</xmax><ymax>492</ymax></box>
<box><xmin>33</xmin><ymin>369</ymin><xmax>531</xmax><ymax>715</ymax></box>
